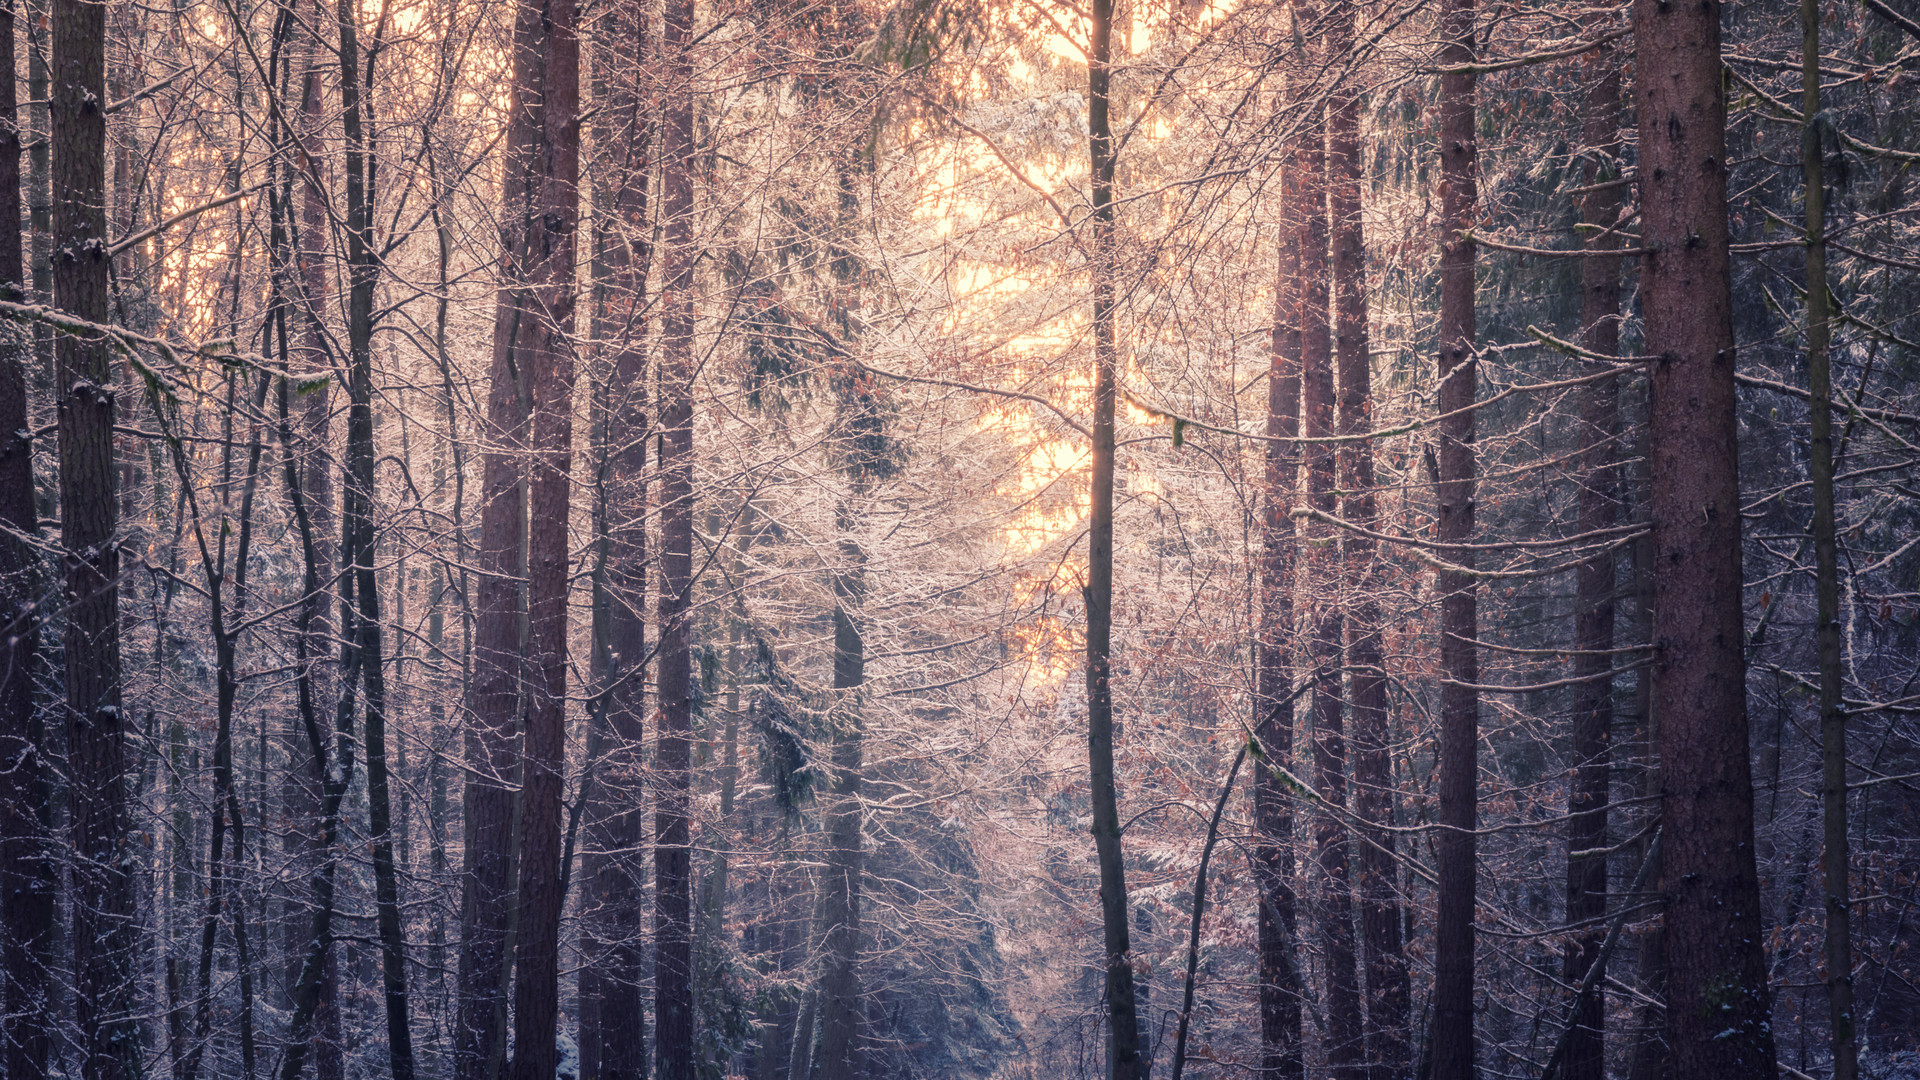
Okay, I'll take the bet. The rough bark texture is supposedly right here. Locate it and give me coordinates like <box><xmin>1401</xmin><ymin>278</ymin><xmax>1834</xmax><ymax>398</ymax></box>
<box><xmin>456</xmin><ymin>0</ymin><xmax>547</xmax><ymax>1070</ymax></box>
<box><xmin>53</xmin><ymin>0</ymin><xmax>137</xmax><ymax>1070</ymax></box>
<box><xmin>1086</xmin><ymin>1</ymin><xmax>1142</xmax><ymax>1075</ymax></box>
<box><xmin>582</xmin><ymin>0</ymin><xmax>652</xmax><ymax>1070</ymax></box>
<box><xmin>0</xmin><ymin>0</ymin><xmax>49</xmax><ymax>1071</ymax></box>
<box><xmin>1328</xmin><ymin>5</ymin><xmax>1409</xmax><ymax>1070</ymax></box>
<box><xmin>508</xmin><ymin>0</ymin><xmax>580</xmax><ymax>1070</ymax></box>
<box><xmin>1634</xmin><ymin>0</ymin><xmax>1779</xmax><ymax>1070</ymax></box>
<box><xmin>1255</xmin><ymin>132</ymin><xmax>1306</xmax><ymax>1080</ymax></box>
<box><xmin>1562</xmin><ymin>39</ymin><xmax>1623</xmax><ymax>1080</ymax></box>
<box><xmin>654</xmin><ymin>0</ymin><xmax>696</xmax><ymax>1070</ymax></box>
<box><xmin>1430</xmin><ymin>0</ymin><xmax>1480</xmax><ymax>1069</ymax></box>
<box><xmin>1297</xmin><ymin>72</ymin><xmax>1365</xmax><ymax>1078</ymax></box>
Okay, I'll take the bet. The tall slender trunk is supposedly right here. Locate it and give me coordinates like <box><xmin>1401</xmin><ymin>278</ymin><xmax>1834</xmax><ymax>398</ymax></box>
<box><xmin>274</xmin><ymin>372</ymin><xmax>358</xmax><ymax>1080</ymax></box>
<box><xmin>508</xmin><ymin>0</ymin><xmax>581</xmax><ymax>1071</ymax></box>
<box><xmin>287</xmin><ymin>41</ymin><xmax>344</xmax><ymax>1078</ymax></box>
<box><xmin>1086</xmin><ymin>2</ymin><xmax>1142</xmax><ymax>1076</ymax></box>
<box><xmin>1296</xmin><ymin>57</ymin><xmax>1365</xmax><ymax>1077</ymax></box>
<box><xmin>178</xmin><ymin>371</ymin><xmax>272</xmax><ymax>1080</ymax></box>
<box><xmin>330</xmin><ymin>4</ymin><xmax>417</xmax><ymax>1074</ymax></box>
<box><xmin>53</xmin><ymin>0</ymin><xmax>136</xmax><ymax>1068</ymax></box>
<box><xmin>654</xmin><ymin>0</ymin><xmax>696</xmax><ymax>1071</ymax></box>
<box><xmin>1327</xmin><ymin>9</ymin><xmax>1409</xmax><ymax>1073</ymax></box>
<box><xmin>813</xmin><ymin>507</ymin><xmax>866</xmax><ymax>1080</ymax></box>
<box><xmin>1562</xmin><ymin>40</ymin><xmax>1624</xmax><ymax>1080</ymax></box>
<box><xmin>1635</xmin><ymin>0</ymin><xmax>1777</xmax><ymax>1068</ymax></box>
<box><xmin>457</xmin><ymin>0</ymin><xmax>549</xmax><ymax>1069</ymax></box>
<box><xmin>1803</xmin><ymin>1</ymin><xmax>1854</xmax><ymax>1075</ymax></box>
<box><xmin>0</xmin><ymin>0</ymin><xmax>50</xmax><ymax>1069</ymax></box>
<box><xmin>1430</xmin><ymin>0</ymin><xmax>1479</xmax><ymax>1068</ymax></box>
<box><xmin>582</xmin><ymin>2</ymin><xmax>651</xmax><ymax>1073</ymax></box>
<box><xmin>1255</xmin><ymin>133</ymin><xmax>1306</xmax><ymax>1080</ymax></box>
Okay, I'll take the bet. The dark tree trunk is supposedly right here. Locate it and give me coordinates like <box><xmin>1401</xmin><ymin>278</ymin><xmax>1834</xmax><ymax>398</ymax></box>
<box><xmin>1634</xmin><ymin>0</ymin><xmax>1778</xmax><ymax>1068</ymax></box>
<box><xmin>1802</xmin><ymin>1</ymin><xmax>1854</xmax><ymax>1074</ymax></box>
<box><xmin>582</xmin><ymin>0</ymin><xmax>652</xmax><ymax>1071</ymax></box>
<box><xmin>654</xmin><ymin>0</ymin><xmax>696</xmax><ymax>1070</ymax></box>
<box><xmin>1328</xmin><ymin>5</ymin><xmax>1409</xmax><ymax>1071</ymax></box>
<box><xmin>508</xmin><ymin>0</ymin><xmax>581</xmax><ymax>1071</ymax></box>
<box><xmin>1255</xmin><ymin>123</ymin><xmax>1305</xmax><ymax>1080</ymax></box>
<box><xmin>52</xmin><ymin>0</ymin><xmax>137</xmax><ymax>1070</ymax></box>
<box><xmin>1086</xmin><ymin>1</ymin><xmax>1142</xmax><ymax>1075</ymax></box>
<box><xmin>330</xmin><ymin>4</ymin><xmax>417</xmax><ymax>1074</ymax></box>
<box><xmin>1562</xmin><ymin>40</ymin><xmax>1624</xmax><ymax>1080</ymax></box>
<box><xmin>814</xmin><ymin>536</ymin><xmax>866</xmax><ymax>1080</ymax></box>
<box><xmin>457</xmin><ymin>0</ymin><xmax>549</xmax><ymax>1069</ymax></box>
<box><xmin>285</xmin><ymin>50</ymin><xmax>343</xmax><ymax>1080</ymax></box>
<box><xmin>0</xmin><ymin>0</ymin><xmax>50</xmax><ymax>1070</ymax></box>
<box><xmin>1296</xmin><ymin>59</ymin><xmax>1365</xmax><ymax>1077</ymax></box>
<box><xmin>1430</xmin><ymin>0</ymin><xmax>1480</xmax><ymax>1069</ymax></box>
<box><xmin>274</xmin><ymin>371</ymin><xmax>357</xmax><ymax>1080</ymax></box>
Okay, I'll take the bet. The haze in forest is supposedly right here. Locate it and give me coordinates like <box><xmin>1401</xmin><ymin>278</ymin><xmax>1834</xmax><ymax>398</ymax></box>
<box><xmin>0</xmin><ymin>0</ymin><xmax>1915</xmax><ymax>1077</ymax></box>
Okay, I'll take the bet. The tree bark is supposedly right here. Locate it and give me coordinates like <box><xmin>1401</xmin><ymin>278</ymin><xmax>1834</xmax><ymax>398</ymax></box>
<box><xmin>508</xmin><ymin>0</ymin><xmax>581</xmax><ymax>1070</ymax></box>
<box><xmin>1430</xmin><ymin>0</ymin><xmax>1480</xmax><ymax>1068</ymax></box>
<box><xmin>654</xmin><ymin>0</ymin><xmax>696</xmax><ymax>1070</ymax></box>
<box><xmin>53</xmin><ymin>0</ymin><xmax>137</xmax><ymax>1068</ymax></box>
<box><xmin>1562</xmin><ymin>37</ymin><xmax>1624</xmax><ymax>1080</ymax></box>
<box><xmin>1296</xmin><ymin>54</ymin><xmax>1365</xmax><ymax>1075</ymax></box>
<box><xmin>582</xmin><ymin>0</ymin><xmax>652</xmax><ymax>1071</ymax></box>
<box><xmin>274</xmin><ymin>374</ymin><xmax>357</xmax><ymax>1080</ymax></box>
<box><xmin>330</xmin><ymin>3</ymin><xmax>418</xmax><ymax>1073</ymax></box>
<box><xmin>1327</xmin><ymin>8</ymin><xmax>1410</xmax><ymax>1073</ymax></box>
<box><xmin>0</xmin><ymin>0</ymin><xmax>50</xmax><ymax>1068</ymax></box>
<box><xmin>457</xmin><ymin>0</ymin><xmax>550</xmax><ymax>1069</ymax></box>
<box><xmin>1086</xmin><ymin>1</ymin><xmax>1142</xmax><ymax>1075</ymax></box>
<box><xmin>1255</xmin><ymin>126</ymin><xmax>1306</xmax><ymax>1080</ymax></box>
<box><xmin>1635</xmin><ymin>0</ymin><xmax>1779</xmax><ymax>1068</ymax></box>
<box><xmin>1802</xmin><ymin>0</ymin><xmax>1854</xmax><ymax>1073</ymax></box>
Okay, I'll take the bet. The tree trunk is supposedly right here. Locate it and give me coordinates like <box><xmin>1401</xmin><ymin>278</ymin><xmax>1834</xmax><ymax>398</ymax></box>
<box><xmin>508</xmin><ymin>0</ymin><xmax>581</xmax><ymax>1071</ymax></box>
<box><xmin>1430</xmin><ymin>0</ymin><xmax>1480</xmax><ymax>1068</ymax></box>
<box><xmin>0</xmin><ymin>0</ymin><xmax>50</xmax><ymax>1068</ymax></box>
<box><xmin>1562</xmin><ymin>38</ymin><xmax>1624</xmax><ymax>1080</ymax></box>
<box><xmin>330</xmin><ymin>4</ymin><xmax>417</xmax><ymax>1074</ymax></box>
<box><xmin>1085</xmin><ymin>3</ymin><xmax>1142</xmax><ymax>1077</ymax></box>
<box><xmin>285</xmin><ymin>46</ymin><xmax>344</xmax><ymax>1077</ymax></box>
<box><xmin>583</xmin><ymin>0</ymin><xmax>652</xmax><ymax>1072</ymax></box>
<box><xmin>1328</xmin><ymin>7</ymin><xmax>1410</xmax><ymax>1072</ymax></box>
<box><xmin>274</xmin><ymin>372</ymin><xmax>357</xmax><ymax>1080</ymax></box>
<box><xmin>1635</xmin><ymin>0</ymin><xmax>1779</xmax><ymax>1068</ymax></box>
<box><xmin>1296</xmin><ymin>55</ymin><xmax>1365</xmax><ymax>1076</ymax></box>
<box><xmin>654</xmin><ymin>0</ymin><xmax>696</xmax><ymax>1070</ymax></box>
<box><xmin>53</xmin><ymin>0</ymin><xmax>137</xmax><ymax>1068</ymax></box>
<box><xmin>1802</xmin><ymin>0</ymin><xmax>1854</xmax><ymax>1074</ymax></box>
<box><xmin>457</xmin><ymin>0</ymin><xmax>550</xmax><ymax>1070</ymax></box>
<box><xmin>1255</xmin><ymin>126</ymin><xmax>1306</xmax><ymax>1080</ymax></box>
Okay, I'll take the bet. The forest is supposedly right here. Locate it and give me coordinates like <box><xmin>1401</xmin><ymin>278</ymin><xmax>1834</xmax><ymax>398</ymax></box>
<box><xmin>0</xmin><ymin>0</ymin><xmax>1915</xmax><ymax>1071</ymax></box>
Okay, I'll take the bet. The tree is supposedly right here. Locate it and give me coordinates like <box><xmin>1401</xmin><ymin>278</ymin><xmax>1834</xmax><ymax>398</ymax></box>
<box><xmin>507</xmin><ymin>0</ymin><xmax>581</xmax><ymax>1070</ymax></box>
<box><xmin>52</xmin><ymin>0</ymin><xmax>138</xmax><ymax>1069</ymax></box>
<box><xmin>579</xmin><ymin>0</ymin><xmax>652</xmax><ymax>1069</ymax></box>
<box><xmin>1634</xmin><ymin>0</ymin><xmax>1779</xmax><ymax>1068</ymax></box>
<box><xmin>1561</xmin><ymin>31</ymin><xmax>1625</xmax><ymax>1080</ymax></box>
<box><xmin>654</xmin><ymin>0</ymin><xmax>697</xmax><ymax>1069</ymax></box>
<box><xmin>0</xmin><ymin>0</ymin><xmax>50</xmax><ymax>1071</ymax></box>
<box><xmin>1802</xmin><ymin>0</ymin><xmax>1854</xmax><ymax>1072</ymax></box>
<box><xmin>1328</xmin><ymin>2</ymin><xmax>1410</xmax><ymax>1070</ymax></box>
<box><xmin>1430</xmin><ymin>0</ymin><xmax>1481</xmax><ymax>1068</ymax></box>
<box><xmin>1085</xmin><ymin>0</ymin><xmax>1144</xmax><ymax>1074</ymax></box>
